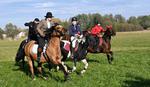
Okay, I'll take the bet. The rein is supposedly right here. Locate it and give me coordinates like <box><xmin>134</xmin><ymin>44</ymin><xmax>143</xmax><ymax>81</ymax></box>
<box><xmin>54</xmin><ymin>29</ymin><xmax>64</xmax><ymax>36</ymax></box>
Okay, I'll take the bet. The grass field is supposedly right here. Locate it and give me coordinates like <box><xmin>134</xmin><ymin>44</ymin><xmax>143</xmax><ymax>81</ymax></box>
<box><xmin>0</xmin><ymin>30</ymin><xmax>150</xmax><ymax>87</ymax></box>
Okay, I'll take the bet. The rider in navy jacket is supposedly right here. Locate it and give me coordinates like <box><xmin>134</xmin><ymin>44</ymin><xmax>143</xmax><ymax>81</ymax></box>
<box><xmin>69</xmin><ymin>17</ymin><xmax>82</xmax><ymax>62</ymax></box>
<box><xmin>69</xmin><ymin>24</ymin><xmax>82</xmax><ymax>36</ymax></box>
<box><xmin>69</xmin><ymin>17</ymin><xmax>82</xmax><ymax>36</ymax></box>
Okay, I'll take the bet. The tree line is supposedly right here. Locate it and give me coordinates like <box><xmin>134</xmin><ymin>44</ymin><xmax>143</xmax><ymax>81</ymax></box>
<box><xmin>0</xmin><ymin>23</ymin><xmax>25</xmax><ymax>39</ymax></box>
<box><xmin>1</xmin><ymin>13</ymin><xmax>150</xmax><ymax>39</ymax></box>
<box><xmin>61</xmin><ymin>13</ymin><xmax>150</xmax><ymax>32</ymax></box>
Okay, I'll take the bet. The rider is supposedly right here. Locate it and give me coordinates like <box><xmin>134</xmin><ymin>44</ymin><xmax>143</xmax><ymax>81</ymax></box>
<box><xmin>69</xmin><ymin>17</ymin><xmax>82</xmax><ymax>58</ymax></box>
<box><xmin>24</xmin><ymin>18</ymin><xmax>40</xmax><ymax>41</ymax></box>
<box><xmin>91</xmin><ymin>23</ymin><xmax>105</xmax><ymax>52</ymax></box>
<box><xmin>36</xmin><ymin>12</ymin><xmax>54</xmax><ymax>63</ymax></box>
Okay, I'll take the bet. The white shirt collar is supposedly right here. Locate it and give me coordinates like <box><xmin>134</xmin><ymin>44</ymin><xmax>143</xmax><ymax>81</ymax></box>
<box><xmin>47</xmin><ymin>21</ymin><xmax>51</xmax><ymax>28</ymax></box>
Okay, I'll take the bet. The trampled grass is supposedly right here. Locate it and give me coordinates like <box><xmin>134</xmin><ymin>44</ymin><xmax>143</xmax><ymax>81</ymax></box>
<box><xmin>0</xmin><ymin>30</ymin><xmax>150</xmax><ymax>87</ymax></box>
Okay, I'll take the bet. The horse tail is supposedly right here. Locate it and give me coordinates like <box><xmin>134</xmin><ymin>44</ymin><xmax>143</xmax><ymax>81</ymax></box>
<box><xmin>15</xmin><ymin>39</ymin><xmax>27</xmax><ymax>62</ymax></box>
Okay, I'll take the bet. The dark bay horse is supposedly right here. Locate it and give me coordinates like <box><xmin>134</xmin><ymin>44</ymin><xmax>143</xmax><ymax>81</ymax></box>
<box><xmin>17</xmin><ymin>25</ymin><xmax>69</xmax><ymax>80</ymax></box>
<box><xmin>83</xmin><ymin>27</ymin><xmax>116</xmax><ymax>64</ymax></box>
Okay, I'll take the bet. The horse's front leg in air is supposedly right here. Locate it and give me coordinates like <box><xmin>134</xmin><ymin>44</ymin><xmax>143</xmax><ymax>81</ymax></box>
<box><xmin>58</xmin><ymin>62</ymin><xmax>70</xmax><ymax>81</ymax></box>
<box><xmin>81</xmin><ymin>58</ymin><xmax>88</xmax><ymax>74</ymax></box>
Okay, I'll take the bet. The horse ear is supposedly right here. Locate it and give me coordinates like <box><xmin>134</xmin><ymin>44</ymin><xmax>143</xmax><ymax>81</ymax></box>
<box><xmin>55</xmin><ymin>25</ymin><xmax>61</xmax><ymax>30</ymax></box>
<box><xmin>54</xmin><ymin>23</ymin><xmax>59</xmax><ymax>26</ymax></box>
<box><xmin>64</xmin><ymin>28</ymin><xmax>67</xmax><ymax>33</ymax></box>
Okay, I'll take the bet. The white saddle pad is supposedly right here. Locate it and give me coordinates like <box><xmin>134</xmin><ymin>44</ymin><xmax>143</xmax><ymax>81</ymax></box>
<box><xmin>31</xmin><ymin>44</ymin><xmax>38</xmax><ymax>54</ymax></box>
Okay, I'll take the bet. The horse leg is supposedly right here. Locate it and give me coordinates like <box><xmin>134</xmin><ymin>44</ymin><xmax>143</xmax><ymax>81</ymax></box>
<box><xmin>72</xmin><ymin>58</ymin><xmax>77</xmax><ymax>72</ymax></box>
<box><xmin>104</xmin><ymin>42</ymin><xmax>112</xmax><ymax>64</ymax></box>
<box><xmin>22</xmin><ymin>57</ymin><xmax>25</xmax><ymax>70</ymax></box>
<box><xmin>106</xmin><ymin>53</ymin><xmax>112</xmax><ymax>64</ymax></box>
<box><xmin>61</xmin><ymin>62</ymin><xmax>68</xmax><ymax>73</ymax></box>
<box><xmin>81</xmin><ymin>58</ymin><xmax>88</xmax><ymax>74</ymax></box>
<box><xmin>28</xmin><ymin>58</ymin><xmax>35</xmax><ymax>80</ymax></box>
<box><xmin>109</xmin><ymin>51</ymin><xmax>114</xmax><ymax>62</ymax></box>
<box><xmin>32</xmin><ymin>60</ymin><xmax>36</xmax><ymax>72</ymax></box>
<box><xmin>37</xmin><ymin>63</ymin><xmax>48</xmax><ymax>80</ymax></box>
<box><xmin>58</xmin><ymin>62</ymin><xmax>69</xmax><ymax>81</ymax></box>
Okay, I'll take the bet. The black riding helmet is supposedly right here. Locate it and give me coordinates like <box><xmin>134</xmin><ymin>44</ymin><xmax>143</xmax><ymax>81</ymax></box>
<box><xmin>45</xmin><ymin>12</ymin><xmax>54</xmax><ymax>18</ymax></box>
<box><xmin>34</xmin><ymin>18</ymin><xmax>40</xmax><ymax>22</ymax></box>
<box><xmin>71</xmin><ymin>17</ymin><xmax>78</xmax><ymax>22</ymax></box>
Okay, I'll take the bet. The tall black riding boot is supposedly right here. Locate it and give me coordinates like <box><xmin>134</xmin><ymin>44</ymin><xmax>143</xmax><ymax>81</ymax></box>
<box><xmin>37</xmin><ymin>48</ymin><xmax>42</xmax><ymax>63</ymax></box>
<box><xmin>71</xmin><ymin>47</ymin><xmax>75</xmax><ymax>59</ymax></box>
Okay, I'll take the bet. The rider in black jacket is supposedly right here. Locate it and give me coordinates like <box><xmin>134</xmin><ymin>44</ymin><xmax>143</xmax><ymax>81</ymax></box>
<box><xmin>24</xmin><ymin>18</ymin><xmax>40</xmax><ymax>41</ymax></box>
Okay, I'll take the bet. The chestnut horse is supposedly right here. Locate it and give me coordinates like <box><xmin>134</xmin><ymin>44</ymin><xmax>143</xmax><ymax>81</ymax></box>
<box><xmin>24</xmin><ymin>25</ymin><xmax>69</xmax><ymax>80</ymax></box>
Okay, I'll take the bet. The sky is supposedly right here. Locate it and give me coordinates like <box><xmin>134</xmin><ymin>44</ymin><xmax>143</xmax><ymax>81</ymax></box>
<box><xmin>0</xmin><ymin>0</ymin><xmax>150</xmax><ymax>28</ymax></box>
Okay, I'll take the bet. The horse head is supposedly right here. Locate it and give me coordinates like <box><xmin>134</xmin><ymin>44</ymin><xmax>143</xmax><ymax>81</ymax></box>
<box><xmin>45</xmin><ymin>24</ymin><xmax>66</xmax><ymax>38</ymax></box>
<box><xmin>54</xmin><ymin>24</ymin><xmax>66</xmax><ymax>36</ymax></box>
<box><xmin>105</xmin><ymin>26</ymin><xmax>116</xmax><ymax>37</ymax></box>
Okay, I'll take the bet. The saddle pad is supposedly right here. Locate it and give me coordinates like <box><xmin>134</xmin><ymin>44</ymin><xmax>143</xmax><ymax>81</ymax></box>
<box><xmin>61</xmin><ymin>40</ymin><xmax>70</xmax><ymax>51</ymax></box>
<box><xmin>32</xmin><ymin>44</ymin><xmax>38</xmax><ymax>54</ymax></box>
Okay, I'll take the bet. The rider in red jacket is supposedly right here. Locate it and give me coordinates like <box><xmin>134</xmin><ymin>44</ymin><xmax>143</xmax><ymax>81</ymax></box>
<box><xmin>91</xmin><ymin>24</ymin><xmax>105</xmax><ymax>36</ymax></box>
<box><xmin>90</xmin><ymin>23</ymin><xmax>105</xmax><ymax>52</ymax></box>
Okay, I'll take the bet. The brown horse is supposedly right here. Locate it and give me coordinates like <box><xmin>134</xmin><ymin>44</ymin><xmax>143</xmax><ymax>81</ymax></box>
<box><xmin>83</xmin><ymin>27</ymin><xmax>116</xmax><ymax>64</ymax></box>
<box><xmin>24</xmin><ymin>25</ymin><xmax>69</xmax><ymax>80</ymax></box>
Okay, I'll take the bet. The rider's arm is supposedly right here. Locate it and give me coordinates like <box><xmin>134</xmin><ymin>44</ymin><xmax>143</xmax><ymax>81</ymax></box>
<box><xmin>77</xmin><ymin>25</ymin><xmax>82</xmax><ymax>35</ymax></box>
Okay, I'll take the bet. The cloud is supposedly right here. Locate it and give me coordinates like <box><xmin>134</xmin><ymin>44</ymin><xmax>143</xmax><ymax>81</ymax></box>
<box><xmin>0</xmin><ymin>0</ymin><xmax>33</xmax><ymax>4</ymax></box>
<box><xmin>0</xmin><ymin>0</ymin><xmax>150</xmax><ymax>28</ymax></box>
<box><xmin>33</xmin><ymin>2</ymin><xmax>56</xmax><ymax>8</ymax></box>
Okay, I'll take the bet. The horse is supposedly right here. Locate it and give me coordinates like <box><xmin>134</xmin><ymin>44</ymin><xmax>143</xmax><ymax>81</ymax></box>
<box><xmin>60</xmin><ymin>34</ymin><xmax>89</xmax><ymax>74</ymax></box>
<box><xmin>59</xmin><ymin>27</ymin><xmax>115</xmax><ymax>74</ymax></box>
<box><xmin>83</xmin><ymin>26</ymin><xmax>116</xmax><ymax>64</ymax></box>
<box><xmin>17</xmin><ymin>25</ymin><xmax>69</xmax><ymax>80</ymax></box>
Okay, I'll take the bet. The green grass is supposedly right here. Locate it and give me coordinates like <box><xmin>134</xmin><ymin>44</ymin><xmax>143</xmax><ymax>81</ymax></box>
<box><xmin>0</xmin><ymin>30</ymin><xmax>150</xmax><ymax>87</ymax></box>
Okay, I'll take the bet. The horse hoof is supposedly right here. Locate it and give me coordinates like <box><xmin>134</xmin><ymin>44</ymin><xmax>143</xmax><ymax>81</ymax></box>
<box><xmin>64</xmin><ymin>75</ymin><xmax>71</xmax><ymax>81</ymax></box>
<box><xmin>80</xmin><ymin>70</ymin><xmax>86</xmax><ymax>74</ymax></box>
<box><xmin>32</xmin><ymin>78</ymin><xmax>36</xmax><ymax>81</ymax></box>
<box><xmin>111</xmin><ymin>58</ymin><xmax>114</xmax><ymax>61</ymax></box>
<box><xmin>43</xmin><ymin>76</ymin><xmax>48</xmax><ymax>80</ymax></box>
<box><xmin>109</xmin><ymin>61</ymin><xmax>113</xmax><ymax>64</ymax></box>
<box><xmin>40</xmin><ymin>75</ymin><xmax>48</xmax><ymax>80</ymax></box>
<box><xmin>68</xmin><ymin>70</ymin><xmax>72</xmax><ymax>73</ymax></box>
<box><xmin>79</xmin><ymin>73</ymin><xmax>84</xmax><ymax>77</ymax></box>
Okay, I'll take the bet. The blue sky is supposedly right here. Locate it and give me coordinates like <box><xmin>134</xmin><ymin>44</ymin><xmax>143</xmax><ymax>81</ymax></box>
<box><xmin>0</xmin><ymin>0</ymin><xmax>150</xmax><ymax>28</ymax></box>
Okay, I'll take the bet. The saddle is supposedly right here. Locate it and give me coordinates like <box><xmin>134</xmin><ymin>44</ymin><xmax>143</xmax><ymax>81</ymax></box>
<box><xmin>61</xmin><ymin>40</ymin><xmax>70</xmax><ymax>52</ymax></box>
<box><xmin>61</xmin><ymin>40</ymin><xmax>78</xmax><ymax>52</ymax></box>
